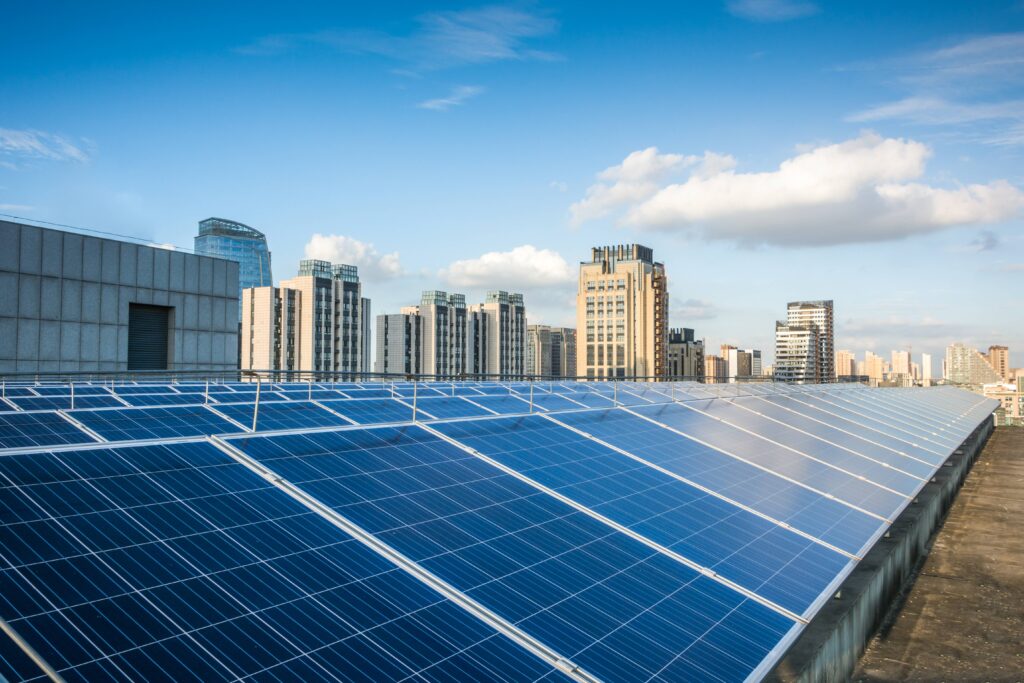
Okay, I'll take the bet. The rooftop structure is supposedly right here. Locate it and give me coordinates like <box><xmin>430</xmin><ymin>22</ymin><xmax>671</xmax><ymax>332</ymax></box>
<box><xmin>195</xmin><ymin>217</ymin><xmax>272</xmax><ymax>321</ymax></box>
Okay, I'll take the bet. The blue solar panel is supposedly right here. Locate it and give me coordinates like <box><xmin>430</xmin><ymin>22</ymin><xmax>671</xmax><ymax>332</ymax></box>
<box><xmin>461</xmin><ymin>395</ymin><xmax>538</xmax><ymax>414</ymax></box>
<box><xmin>630</xmin><ymin>403</ymin><xmax>907</xmax><ymax>519</ymax></box>
<box><xmin>318</xmin><ymin>398</ymin><xmax>415</xmax><ymax>425</ymax></box>
<box><xmin>338</xmin><ymin>388</ymin><xmax>397</xmax><ymax>399</ymax></box>
<box><xmin>413</xmin><ymin>397</ymin><xmax>495</xmax><ymax>419</ymax></box>
<box><xmin>211</xmin><ymin>401</ymin><xmax>353</xmax><ymax>432</ymax></box>
<box><xmin>519</xmin><ymin>394</ymin><xmax>590</xmax><ymax>411</ymax></box>
<box><xmin>694</xmin><ymin>399</ymin><xmax>925</xmax><ymax>496</ymax></box>
<box><xmin>551</xmin><ymin>409</ymin><xmax>882</xmax><ymax>556</ymax></box>
<box><xmin>0</xmin><ymin>412</ymin><xmax>96</xmax><ymax>450</ymax></box>
<box><xmin>116</xmin><ymin>392</ymin><xmax>210</xmax><ymax>407</ymax></box>
<box><xmin>276</xmin><ymin>389</ymin><xmax>350</xmax><ymax>401</ymax></box>
<box><xmin>0</xmin><ymin>441</ymin><xmax>564</xmax><ymax>682</ymax></box>
<box><xmin>228</xmin><ymin>426</ymin><xmax>796</xmax><ymax>683</ymax></box>
<box><xmin>814</xmin><ymin>390</ymin><xmax>964</xmax><ymax>449</ymax></box>
<box><xmin>10</xmin><ymin>395</ymin><xmax>126</xmax><ymax>411</ymax></box>
<box><xmin>0</xmin><ymin>386</ymin><xmax>40</xmax><ymax>398</ymax></box>
<box><xmin>30</xmin><ymin>385</ymin><xmax>112</xmax><ymax>396</ymax></box>
<box><xmin>67</xmin><ymin>405</ymin><xmax>242</xmax><ymax>441</ymax></box>
<box><xmin>431</xmin><ymin>415</ymin><xmax>852</xmax><ymax>617</ymax></box>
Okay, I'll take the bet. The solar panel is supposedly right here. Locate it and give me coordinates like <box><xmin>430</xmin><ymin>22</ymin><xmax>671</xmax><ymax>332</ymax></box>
<box><xmin>317</xmin><ymin>398</ymin><xmax>416</xmax><ymax>425</ymax></box>
<box><xmin>338</xmin><ymin>388</ymin><xmax>396</xmax><ymax>399</ymax></box>
<box><xmin>460</xmin><ymin>395</ymin><xmax>539</xmax><ymax>415</ymax></box>
<box><xmin>430</xmin><ymin>414</ymin><xmax>853</xmax><ymax>618</ymax></box>
<box><xmin>227</xmin><ymin>426</ymin><xmax>796</xmax><ymax>683</ymax></box>
<box><xmin>116</xmin><ymin>392</ymin><xmax>211</xmax><ymax>407</ymax></box>
<box><xmin>551</xmin><ymin>409</ymin><xmax>882</xmax><ymax>556</ymax></box>
<box><xmin>276</xmin><ymin>389</ymin><xmax>350</xmax><ymax>401</ymax></box>
<box><xmin>0</xmin><ymin>386</ymin><xmax>40</xmax><ymax>397</ymax></box>
<box><xmin>0</xmin><ymin>440</ymin><xmax>564</xmax><ymax>682</ymax></box>
<box><xmin>210</xmin><ymin>401</ymin><xmax>353</xmax><ymax>432</ymax></box>
<box><xmin>411</xmin><ymin>397</ymin><xmax>495</xmax><ymax>419</ymax></box>
<box><xmin>0</xmin><ymin>411</ymin><xmax>97</xmax><ymax>450</ymax></box>
<box><xmin>66</xmin><ymin>405</ymin><xmax>242</xmax><ymax>441</ymax></box>
<box><xmin>30</xmin><ymin>385</ymin><xmax>112</xmax><ymax>396</ymax></box>
<box><xmin>9</xmin><ymin>395</ymin><xmax>126</xmax><ymax>411</ymax></box>
<box><xmin>630</xmin><ymin>403</ymin><xmax>907</xmax><ymax>519</ymax></box>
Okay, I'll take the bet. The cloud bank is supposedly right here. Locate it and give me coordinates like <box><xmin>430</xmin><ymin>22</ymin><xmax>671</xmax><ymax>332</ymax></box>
<box><xmin>440</xmin><ymin>245</ymin><xmax>574</xmax><ymax>289</ymax></box>
<box><xmin>0</xmin><ymin>128</ymin><xmax>91</xmax><ymax>164</ymax></box>
<box><xmin>303</xmin><ymin>233</ymin><xmax>403</xmax><ymax>281</ymax></box>
<box><xmin>570</xmin><ymin>132</ymin><xmax>1024</xmax><ymax>246</ymax></box>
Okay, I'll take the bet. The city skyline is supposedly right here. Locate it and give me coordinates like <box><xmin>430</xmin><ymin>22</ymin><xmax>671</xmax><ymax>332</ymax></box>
<box><xmin>2</xmin><ymin>2</ymin><xmax>1022</xmax><ymax>366</ymax></box>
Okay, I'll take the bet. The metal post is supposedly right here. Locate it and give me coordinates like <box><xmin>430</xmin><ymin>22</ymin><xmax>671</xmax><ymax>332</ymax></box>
<box><xmin>252</xmin><ymin>376</ymin><xmax>261</xmax><ymax>432</ymax></box>
<box><xmin>614</xmin><ymin>379</ymin><xmax>618</xmax><ymax>407</ymax></box>
<box><xmin>205</xmin><ymin>379</ymin><xmax>209</xmax><ymax>405</ymax></box>
<box><xmin>308</xmin><ymin>377</ymin><xmax>313</xmax><ymax>401</ymax></box>
<box><xmin>412</xmin><ymin>380</ymin><xmax>418</xmax><ymax>422</ymax></box>
<box><xmin>70</xmin><ymin>382</ymin><xmax>75</xmax><ymax>410</ymax></box>
<box><xmin>529</xmin><ymin>382</ymin><xmax>534</xmax><ymax>414</ymax></box>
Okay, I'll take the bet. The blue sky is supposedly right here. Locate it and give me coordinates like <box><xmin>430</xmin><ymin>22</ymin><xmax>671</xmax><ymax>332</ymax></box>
<box><xmin>2</xmin><ymin>0</ymin><xmax>1023</xmax><ymax>373</ymax></box>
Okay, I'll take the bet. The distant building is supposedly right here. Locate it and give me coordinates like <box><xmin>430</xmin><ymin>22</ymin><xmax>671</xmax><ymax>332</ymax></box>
<box><xmin>891</xmin><ymin>350</ymin><xmax>911</xmax><ymax>376</ymax></box>
<box><xmin>724</xmin><ymin>347</ymin><xmax>761</xmax><ymax>382</ymax></box>
<box><xmin>944</xmin><ymin>343</ymin><xmax>1002</xmax><ymax>385</ymax></box>
<box><xmin>374</xmin><ymin>313</ymin><xmax>421</xmax><ymax>376</ymax></box>
<box><xmin>864</xmin><ymin>351</ymin><xmax>887</xmax><ymax>386</ymax></box>
<box><xmin>526</xmin><ymin>325</ymin><xmax>576</xmax><ymax>378</ymax></box>
<box><xmin>241</xmin><ymin>259</ymin><xmax>370</xmax><ymax>377</ymax></box>
<box><xmin>577</xmin><ymin>244</ymin><xmax>668</xmax><ymax>379</ymax></box>
<box><xmin>774</xmin><ymin>300</ymin><xmax>833</xmax><ymax>383</ymax></box>
<box><xmin>1</xmin><ymin>219</ymin><xmax>239</xmax><ymax>373</ymax></box>
<box><xmin>922</xmin><ymin>353</ymin><xmax>933</xmax><ymax>387</ymax></box>
<box><xmin>667</xmin><ymin>328</ymin><xmax>704</xmax><ymax>379</ymax></box>
<box><xmin>984</xmin><ymin>345</ymin><xmax>1009</xmax><ymax>380</ymax></box>
<box><xmin>983</xmin><ymin>382</ymin><xmax>1023</xmax><ymax>426</ymax></box>
<box><xmin>376</xmin><ymin>290</ymin><xmax>526</xmax><ymax>379</ymax></box>
<box><xmin>835</xmin><ymin>349</ymin><xmax>856</xmax><ymax>379</ymax></box>
<box><xmin>194</xmin><ymin>218</ymin><xmax>272</xmax><ymax>321</ymax></box>
<box><xmin>704</xmin><ymin>354</ymin><xmax>727</xmax><ymax>384</ymax></box>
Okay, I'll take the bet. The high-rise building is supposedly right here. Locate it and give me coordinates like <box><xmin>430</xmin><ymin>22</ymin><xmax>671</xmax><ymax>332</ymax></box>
<box><xmin>864</xmin><ymin>351</ymin><xmax>887</xmax><ymax>386</ymax></box>
<box><xmin>241</xmin><ymin>259</ymin><xmax>369</xmax><ymax>376</ymax></box>
<box><xmin>526</xmin><ymin>325</ymin><xmax>577</xmax><ymax>378</ymax></box>
<box><xmin>835</xmin><ymin>349</ymin><xmax>856</xmax><ymax>379</ymax></box>
<box><xmin>724</xmin><ymin>347</ymin><xmax>760</xmax><ymax>382</ymax></box>
<box><xmin>945</xmin><ymin>343</ymin><xmax>1003</xmax><ymax>385</ymax></box>
<box><xmin>667</xmin><ymin>328</ymin><xmax>704</xmax><ymax>379</ymax></box>
<box><xmin>774</xmin><ymin>322</ymin><xmax>819</xmax><ymax>383</ymax></box>
<box><xmin>576</xmin><ymin>244</ymin><xmax>668</xmax><ymax>379</ymax></box>
<box><xmin>377</xmin><ymin>290</ymin><xmax>526</xmax><ymax>380</ymax></box>
<box><xmin>374</xmin><ymin>313</ymin><xmax>421</xmax><ymax>376</ymax></box>
<box><xmin>194</xmin><ymin>218</ymin><xmax>272</xmax><ymax>321</ymax></box>
<box><xmin>984</xmin><ymin>345</ymin><xmax>1009</xmax><ymax>380</ymax></box>
<box><xmin>704</xmin><ymin>355</ymin><xmax>727</xmax><ymax>384</ymax></box>
<box><xmin>470</xmin><ymin>291</ymin><xmax>527</xmax><ymax>379</ymax></box>
<box><xmin>921</xmin><ymin>353</ymin><xmax>933</xmax><ymax>387</ymax></box>
<box><xmin>781</xmin><ymin>300</ymin><xmax>834</xmax><ymax>382</ymax></box>
<box><xmin>891</xmin><ymin>350</ymin><xmax>911</xmax><ymax>376</ymax></box>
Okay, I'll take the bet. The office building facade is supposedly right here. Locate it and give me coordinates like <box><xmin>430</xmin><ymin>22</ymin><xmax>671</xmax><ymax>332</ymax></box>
<box><xmin>374</xmin><ymin>313</ymin><xmax>422</xmax><ymax>376</ymax></box>
<box><xmin>704</xmin><ymin>354</ymin><xmax>727</xmax><ymax>384</ymax></box>
<box><xmin>774</xmin><ymin>300</ymin><xmax>834</xmax><ymax>383</ymax></box>
<box><xmin>241</xmin><ymin>259</ymin><xmax>370</xmax><ymax>376</ymax></box>
<box><xmin>194</xmin><ymin>218</ymin><xmax>272</xmax><ymax>321</ymax></box>
<box><xmin>835</xmin><ymin>349</ymin><xmax>856</xmax><ymax>379</ymax></box>
<box><xmin>470</xmin><ymin>291</ymin><xmax>527</xmax><ymax>379</ymax></box>
<box><xmin>667</xmin><ymin>328</ymin><xmax>704</xmax><ymax>380</ymax></box>
<box><xmin>527</xmin><ymin>325</ymin><xmax>577</xmax><ymax>378</ymax></box>
<box><xmin>576</xmin><ymin>244</ymin><xmax>668</xmax><ymax>379</ymax></box>
<box><xmin>1</xmin><ymin>219</ymin><xmax>239</xmax><ymax>373</ymax></box>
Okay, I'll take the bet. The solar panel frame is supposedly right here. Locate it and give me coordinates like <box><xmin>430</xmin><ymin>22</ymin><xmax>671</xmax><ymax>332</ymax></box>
<box><xmin>0</xmin><ymin>411</ymin><xmax>98</xmax><ymax>450</ymax></box>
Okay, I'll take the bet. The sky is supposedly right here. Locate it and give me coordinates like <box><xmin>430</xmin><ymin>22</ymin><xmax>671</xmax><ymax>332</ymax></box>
<box><xmin>2</xmin><ymin>0</ymin><xmax>1023</xmax><ymax>374</ymax></box>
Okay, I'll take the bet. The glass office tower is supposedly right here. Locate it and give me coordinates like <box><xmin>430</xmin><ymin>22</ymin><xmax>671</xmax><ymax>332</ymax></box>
<box><xmin>194</xmin><ymin>218</ymin><xmax>273</xmax><ymax>321</ymax></box>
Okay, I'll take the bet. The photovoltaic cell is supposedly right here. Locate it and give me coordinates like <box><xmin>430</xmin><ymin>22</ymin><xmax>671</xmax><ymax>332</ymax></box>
<box><xmin>318</xmin><ymin>399</ymin><xmax>416</xmax><ymax>425</ymax></box>
<box><xmin>66</xmin><ymin>406</ymin><xmax>242</xmax><ymax>442</ymax></box>
<box><xmin>0</xmin><ymin>441</ymin><xmax>563</xmax><ymax>682</ymax></box>
<box><xmin>116</xmin><ymin>393</ymin><xmax>211</xmax><ymax>407</ymax></box>
<box><xmin>412</xmin><ymin>397</ymin><xmax>494</xmax><ymax>419</ymax></box>
<box><xmin>0</xmin><ymin>412</ymin><xmax>96</xmax><ymax>450</ymax></box>
<box><xmin>10</xmin><ymin>395</ymin><xmax>126</xmax><ymax>412</ymax></box>
<box><xmin>211</xmin><ymin>401</ymin><xmax>353</xmax><ymax>432</ymax></box>
<box><xmin>551</xmin><ymin>409</ymin><xmax>882</xmax><ymax>556</ymax></box>
<box><xmin>228</xmin><ymin>426</ymin><xmax>796</xmax><ymax>683</ymax></box>
<box><xmin>460</xmin><ymin>395</ymin><xmax>538</xmax><ymax>415</ymax></box>
<box><xmin>430</xmin><ymin>415</ymin><xmax>852</xmax><ymax>617</ymax></box>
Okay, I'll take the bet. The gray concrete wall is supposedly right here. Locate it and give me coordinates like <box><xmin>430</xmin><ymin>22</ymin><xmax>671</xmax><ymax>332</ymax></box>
<box><xmin>0</xmin><ymin>220</ymin><xmax>239</xmax><ymax>374</ymax></box>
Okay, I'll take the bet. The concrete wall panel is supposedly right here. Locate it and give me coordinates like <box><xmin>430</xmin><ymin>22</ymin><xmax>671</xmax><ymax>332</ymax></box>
<box><xmin>101</xmin><ymin>240</ymin><xmax>119</xmax><ymax>283</ymax></box>
<box><xmin>199</xmin><ymin>258</ymin><xmax>214</xmax><ymax>295</ymax></box>
<box><xmin>18</xmin><ymin>275</ymin><xmax>40</xmax><ymax>319</ymax></box>
<box><xmin>136</xmin><ymin>247</ymin><xmax>154</xmax><ymax>289</ymax></box>
<box><xmin>0</xmin><ymin>222</ymin><xmax>19</xmax><ymax>272</ymax></box>
<box><xmin>82</xmin><ymin>237</ymin><xmax>102</xmax><ymax>281</ymax></box>
<box><xmin>119</xmin><ymin>244</ymin><xmax>137</xmax><ymax>286</ymax></box>
<box><xmin>41</xmin><ymin>230</ymin><xmax>62</xmax><ymax>277</ymax></box>
<box><xmin>61</xmin><ymin>279</ymin><xmax>82</xmax><ymax>322</ymax></box>
<box><xmin>39</xmin><ymin>278</ymin><xmax>61</xmax><ymax>320</ymax></box>
<box><xmin>80</xmin><ymin>323</ymin><xmax>99</xmax><ymax>361</ymax></box>
<box><xmin>81</xmin><ymin>282</ymin><xmax>100</xmax><ymax>323</ymax></box>
<box><xmin>62</xmin><ymin>233</ymin><xmax>83</xmax><ymax>280</ymax></box>
<box><xmin>60</xmin><ymin>322</ymin><xmax>80</xmax><ymax>361</ymax></box>
<box><xmin>0</xmin><ymin>273</ymin><xmax>17</xmax><ymax>317</ymax></box>
<box><xmin>38</xmin><ymin>321</ymin><xmax>59</xmax><ymax>360</ymax></box>
<box><xmin>17</xmin><ymin>319</ymin><xmax>39</xmax><ymax>360</ymax></box>
<box><xmin>18</xmin><ymin>227</ymin><xmax>41</xmax><ymax>275</ymax></box>
<box><xmin>100</xmin><ymin>285</ymin><xmax>119</xmax><ymax>324</ymax></box>
<box><xmin>0</xmin><ymin>318</ymin><xmax>16</xmax><ymax>359</ymax></box>
<box><xmin>153</xmin><ymin>248</ymin><xmax>169</xmax><ymax>291</ymax></box>
<box><xmin>99</xmin><ymin>325</ymin><xmax>118</xmax><ymax>362</ymax></box>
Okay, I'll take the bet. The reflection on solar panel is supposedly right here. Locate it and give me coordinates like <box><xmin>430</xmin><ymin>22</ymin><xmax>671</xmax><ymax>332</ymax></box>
<box><xmin>29</xmin><ymin>385</ymin><xmax>112</xmax><ymax>396</ymax></box>
<box><xmin>0</xmin><ymin>411</ymin><xmax>96</xmax><ymax>449</ymax></box>
<box><xmin>68</xmin><ymin>405</ymin><xmax>242</xmax><ymax>441</ymax></box>
<box><xmin>10</xmin><ymin>394</ymin><xmax>126</xmax><ymax>411</ymax></box>
<box><xmin>0</xmin><ymin>441</ymin><xmax>564</xmax><ymax>682</ymax></box>
<box><xmin>0</xmin><ymin>382</ymin><xmax>998</xmax><ymax>682</ymax></box>
<box><xmin>317</xmin><ymin>398</ymin><xmax>415</xmax><ymax>424</ymax></box>
<box><xmin>227</xmin><ymin>426</ymin><xmax>795</xmax><ymax>682</ymax></box>
<box><xmin>211</xmin><ymin>400</ymin><xmax>353</xmax><ymax>431</ymax></box>
<box><xmin>117</xmin><ymin>392</ymin><xmax>211</xmax><ymax>406</ymax></box>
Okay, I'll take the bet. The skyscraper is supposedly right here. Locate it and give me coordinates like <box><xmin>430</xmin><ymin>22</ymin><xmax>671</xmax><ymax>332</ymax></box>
<box><xmin>576</xmin><ymin>244</ymin><xmax>668</xmax><ymax>379</ymax></box>
<box><xmin>891</xmin><ymin>350</ymin><xmax>911</xmax><ymax>376</ymax></box>
<box><xmin>241</xmin><ymin>259</ymin><xmax>369</xmax><ymax>376</ymax></box>
<box><xmin>922</xmin><ymin>353</ymin><xmax>933</xmax><ymax>387</ymax></box>
<box><xmin>374</xmin><ymin>313</ymin><xmax>421</xmax><ymax>376</ymax></box>
<box><xmin>985</xmin><ymin>345</ymin><xmax>1009</xmax><ymax>380</ymax></box>
<box><xmin>775</xmin><ymin>300</ymin><xmax>834</xmax><ymax>383</ymax></box>
<box><xmin>835</xmin><ymin>349</ymin><xmax>856</xmax><ymax>379</ymax></box>
<box><xmin>526</xmin><ymin>325</ymin><xmax>577</xmax><ymax>378</ymax></box>
<box><xmin>195</xmin><ymin>218</ymin><xmax>272</xmax><ymax>321</ymax></box>
<box><xmin>945</xmin><ymin>343</ymin><xmax>1002</xmax><ymax>385</ymax></box>
<box><xmin>667</xmin><ymin>328</ymin><xmax>704</xmax><ymax>380</ymax></box>
<box><xmin>469</xmin><ymin>291</ymin><xmax>527</xmax><ymax>379</ymax></box>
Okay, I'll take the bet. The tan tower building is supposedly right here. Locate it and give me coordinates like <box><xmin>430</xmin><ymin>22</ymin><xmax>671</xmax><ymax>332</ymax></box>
<box><xmin>576</xmin><ymin>244</ymin><xmax>668</xmax><ymax>379</ymax></box>
<box><xmin>835</xmin><ymin>349</ymin><xmax>856</xmax><ymax>379</ymax></box>
<box><xmin>984</xmin><ymin>345</ymin><xmax>1009</xmax><ymax>380</ymax></box>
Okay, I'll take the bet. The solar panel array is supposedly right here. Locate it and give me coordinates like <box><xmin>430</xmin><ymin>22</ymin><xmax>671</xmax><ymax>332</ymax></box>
<box><xmin>0</xmin><ymin>379</ymin><xmax>997</xmax><ymax>682</ymax></box>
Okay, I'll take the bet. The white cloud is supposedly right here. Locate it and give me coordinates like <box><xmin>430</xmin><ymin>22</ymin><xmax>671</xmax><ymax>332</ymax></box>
<box><xmin>571</xmin><ymin>132</ymin><xmax>1024</xmax><ymax>246</ymax></box>
<box><xmin>569</xmin><ymin>148</ymin><xmax>734</xmax><ymax>226</ymax></box>
<box><xmin>549</xmin><ymin>180</ymin><xmax>568</xmax><ymax>193</ymax></box>
<box><xmin>0</xmin><ymin>128</ymin><xmax>91</xmax><ymax>163</ymax></box>
<box><xmin>303</xmin><ymin>233</ymin><xmax>403</xmax><ymax>281</ymax></box>
<box><xmin>673</xmin><ymin>298</ymin><xmax>718</xmax><ymax>321</ymax></box>
<box><xmin>417</xmin><ymin>85</ymin><xmax>484</xmax><ymax>111</ymax></box>
<box><xmin>440</xmin><ymin>245</ymin><xmax>574</xmax><ymax>289</ymax></box>
<box><xmin>726</xmin><ymin>0</ymin><xmax>819</xmax><ymax>22</ymax></box>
